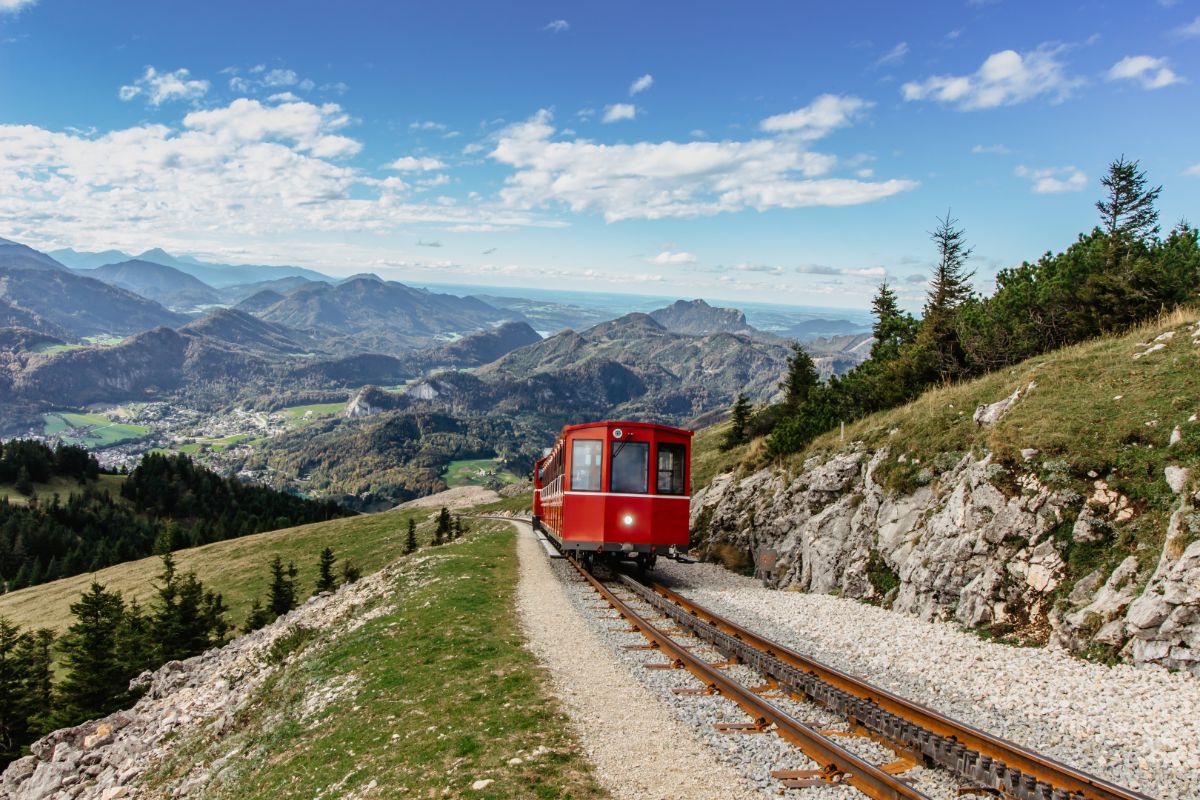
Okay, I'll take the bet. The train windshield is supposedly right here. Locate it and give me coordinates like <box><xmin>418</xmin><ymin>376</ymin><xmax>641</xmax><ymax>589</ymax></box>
<box><xmin>610</xmin><ymin>441</ymin><xmax>649</xmax><ymax>494</ymax></box>
<box><xmin>570</xmin><ymin>440</ymin><xmax>602</xmax><ymax>491</ymax></box>
<box><xmin>656</xmin><ymin>443</ymin><xmax>686</xmax><ymax>495</ymax></box>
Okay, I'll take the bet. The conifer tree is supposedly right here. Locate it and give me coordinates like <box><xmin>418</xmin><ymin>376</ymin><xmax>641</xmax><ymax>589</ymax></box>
<box><xmin>17</xmin><ymin>629</ymin><xmax>54</xmax><ymax>741</ymax></box>
<box><xmin>119</xmin><ymin>599</ymin><xmax>156</xmax><ymax>681</ymax></box>
<box><xmin>780</xmin><ymin>343</ymin><xmax>819</xmax><ymax>407</ymax></box>
<box><xmin>722</xmin><ymin>394</ymin><xmax>752</xmax><ymax>450</ymax></box>
<box><xmin>404</xmin><ymin>518</ymin><xmax>418</xmax><ymax>554</ymax></box>
<box><xmin>1097</xmin><ymin>155</ymin><xmax>1162</xmax><ymax>268</ymax></box>
<box><xmin>453</xmin><ymin>517</ymin><xmax>464</xmax><ymax>540</ymax></box>
<box><xmin>13</xmin><ymin>466</ymin><xmax>33</xmax><ymax>497</ymax></box>
<box><xmin>0</xmin><ymin>617</ymin><xmax>29</xmax><ymax>762</ymax></box>
<box><xmin>315</xmin><ymin>547</ymin><xmax>337</xmax><ymax>594</ymax></box>
<box><xmin>869</xmin><ymin>281</ymin><xmax>916</xmax><ymax>361</ymax></box>
<box><xmin>921</xmin><ymin>211</ymin><xmax>974</xmax><ymax>380</ymax></box>
<box><xmin>434</xmin><ymin>507</ymin><xmax>452</xmax><ymax>545</ymax></box>
<box><xmin>268</xmin><ymin>556</ymin><xmax>299</xmax><ymax>617</ymax></box>
<box><xmin>341</xmin><ymin>561</ymin><xmax>362</xmax><ymax>584</ymax></box>
<box><xmin>244</xmin><ymin>599</ymin><xmax>272</xmax><ymax>632</ymax></box>
<box><xmin>55</xmin><ymin>583</ymin><xmax>127</xmax><ymax>727</ymax></box>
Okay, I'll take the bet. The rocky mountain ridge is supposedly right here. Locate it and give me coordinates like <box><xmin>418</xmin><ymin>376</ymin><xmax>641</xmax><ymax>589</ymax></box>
<box><xmin>691</xmin><ymin>316</ymin><xmax>1200</xmax><ymax>675</ymax></box>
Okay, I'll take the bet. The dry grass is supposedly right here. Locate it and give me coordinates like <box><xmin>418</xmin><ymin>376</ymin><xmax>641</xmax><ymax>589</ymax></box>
<box><xmin>0</xmin><ymin>506</ymin><xmax>448</xmax><ymax>635</ymax></box>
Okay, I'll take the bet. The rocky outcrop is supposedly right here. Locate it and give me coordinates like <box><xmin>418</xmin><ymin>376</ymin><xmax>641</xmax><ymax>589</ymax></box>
<box><xmin>0</xmin><ymin>560</ymin><xmax>402</xmax><ymax>799</ymax></box>
<box><xmin>693</xmin><ymin>447</ymin><xmax>1200</xmax><ymax>677</ymax></box>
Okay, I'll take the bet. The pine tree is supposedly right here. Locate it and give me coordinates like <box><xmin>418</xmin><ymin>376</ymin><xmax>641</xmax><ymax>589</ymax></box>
<box><xmin>315</xmin><ymin>547</ymin><xmax>337</xmax><ymax>594</ymax></box>
<box><xmin>434</xmin><ymin>507</ymin><xmax>452</xmax><ymax>545</ymax></box>
<box><xmin>0</xmin><ymin>617</ymin><xmax>30</xmax><ymax>762</ymax></box>
<box><xmin>244</xmin><ymin>599</ymin><xmax>272</xmax><ymax>632</ymax></box>
<box><xmin>18</xmin><ymin>629</ymin><xmax>54</xmax><ymax>741</ymax></box>
<box><xmin>404</xmin><ymin>518</ymin><xmax>418</xmax><ymax>554</ymax></box>
<box><xmin>452</xmin><ymin>517</ymin><xmax>464</xmax><ymax>540</ymax></box>
<box><xmin>341</xmin><ymin>561</ymin><xmax>362</xmax><ymax>584</ymax></box>
<box><xmin>119</xmin><ymin>599</ymin><xmax>156</xmax><ymax>682</ymax></box>
<box><xmin>55</xmin><ymin>583</ymin><xmax>127</xmax><ymax>727</ymax></box>
<box><xmin>722</xmin><ymin>394</ymin><xmax>752</xmax><ymax>450</ymax></box>
<box><xmin>922</xmin><ymin>211</ymin><xmax>975</xmax><ymax>380</ymax></box>
<box><xmin>869</xmin><ymin>281</ymin><xmax>916</xmax><ymax>361</ymax></box>
<box><xmin>1098</xmin><ymin>156</ymin><xmax>1161</xmax><ymax>243</ymax></box>
<box><xmin>1097</xmin><ymin>155</ymin><xmax>1162</xmax><ymax>267</ymax></box>
<box><xmin>780</xmin><ymin>343</ymin><xmax>819</xmax><ymax>407</ymax></box>
<box><xmin>268</xmin><ymin>556</ymin><xmax>298</xmax><ymax>618</ymax></box>
<box><xmin>13</xmin><ymin>466</ymin><xmax>33</xmax><ymax>497</ymax></box>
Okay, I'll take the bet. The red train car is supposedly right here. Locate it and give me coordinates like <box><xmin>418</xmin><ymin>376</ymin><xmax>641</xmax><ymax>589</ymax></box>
<box><xmin>532</xmin><ymin>421</ymin><xmax>692</xmax><ymax>569</ymax></box>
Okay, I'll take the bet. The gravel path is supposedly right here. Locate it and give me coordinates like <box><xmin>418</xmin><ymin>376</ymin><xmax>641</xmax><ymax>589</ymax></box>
<box><xmin>513</xmin><ymin>522</ymin><xmax>759</xmax><ymax>800</ymax></box>
<box><xmin>654</xmin><ymin>559</ymin><xmax>1199</xmax><ymax>800</ymax></box>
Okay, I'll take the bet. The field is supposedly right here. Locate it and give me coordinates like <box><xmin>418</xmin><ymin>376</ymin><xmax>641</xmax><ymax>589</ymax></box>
<box><xmin>0</xmin><ymin>505</ymin><xmax>453</xmax><ymax>635</ymax></box>
<box><xmin>443</xmin><ymin>457</ymin><xmax>521</xmax><ymax>488</ymax></box>
<box><xmin>138</xmin><ymin>522</ymin><xmax>607</xmax><ymax>799</ymax></box>
<box><xmin>0</xmin><ymin>473</ymin><xmax>125</xmax><ymax>506</ymax></box>
<box><xmin>176</xmin><ymin>433</ymin><xmax>258</xmax><ymax>454</ymax></box>
<box><xmin>29</xmin><ymin>334</ymin><xmax>125</xmax><ymax>356</ymax></box>
<box><xmin>42</xmin><ymin>411</ymin><xmax>150</xmax><ymax>447</ymax></box>
<box><xmin>278</xmin><ymin>401</ymin><xmax>346</xmax><ymax>421</ymax></box>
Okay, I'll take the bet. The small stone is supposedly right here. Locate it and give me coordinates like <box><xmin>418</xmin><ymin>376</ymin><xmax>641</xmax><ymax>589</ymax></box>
<box><xmin>1170</xmin><ymin>426</ymin><xmax>1182</xmax><ymax>446</ymax></box>
<box><xmin>1165</xmin><ymin>466</ymin><xmax>1191</xmax><ymax>494</ymax></box>
<box><xmin>472</xmin><ymin>779</ymin><xmax>494</xmax><ymax>790</ymax></box>
<box><xmin>507</xmin><ymin>757</ymin><xmax>523</xmax><ymax>766</ymax></box>
<box><xmin>1020</xmin><ymin>448</ymin><xmax>1038</xmax><ymax>461</ymax></box>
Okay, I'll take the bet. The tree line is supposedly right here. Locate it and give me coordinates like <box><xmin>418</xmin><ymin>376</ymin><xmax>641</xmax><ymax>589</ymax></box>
<box><xmin>724</xmin><ymin>157</ymin><xmax>1199</xmax><ymax>455</ymax></box>
<box><xmin>0</xmin><ymin>444</ymin><xmax>350</xmax><ymax>593</ymax></box>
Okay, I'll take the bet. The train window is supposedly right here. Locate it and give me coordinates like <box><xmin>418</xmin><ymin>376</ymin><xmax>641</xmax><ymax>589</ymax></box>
<box><xmin>656</xmin><ymin>443</ymin><xmax>686</xmax><ymax>495</ymax></box>
<box><xmin>570</xmin><ymin>440</ymin><xmax>602</xmax><ymax>491</ymax></box>
<box><xmin>610</xmin><ymin>441</ymin><xmax>649</xmax><ymax>494</ymax></box>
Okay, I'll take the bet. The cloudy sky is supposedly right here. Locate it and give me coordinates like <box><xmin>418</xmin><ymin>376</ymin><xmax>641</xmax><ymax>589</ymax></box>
<box><xmin>1</xmin><ymin>0</ymin><xmax>1197</xmax><ymax>309</ymax></box>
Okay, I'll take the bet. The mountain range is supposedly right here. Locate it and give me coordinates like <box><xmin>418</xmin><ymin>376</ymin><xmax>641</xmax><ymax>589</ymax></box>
<box><xmin>50</xmin><ymin>246</ymin><xmax>330</xmax><ymax>287</ymax></box>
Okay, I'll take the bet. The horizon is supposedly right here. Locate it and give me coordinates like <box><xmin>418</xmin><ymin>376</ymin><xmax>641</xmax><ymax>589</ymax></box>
<box><xmin>2</xmin><ymin>1</ymin><xmax>1197</xmax><ymax>311</ymax></box>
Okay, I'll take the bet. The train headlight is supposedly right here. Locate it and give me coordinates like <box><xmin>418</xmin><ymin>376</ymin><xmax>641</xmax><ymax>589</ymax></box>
<box><xmin>622</xmin><ymin>513</ymin><xmax>635</xmax><ymax>527</ymax></box>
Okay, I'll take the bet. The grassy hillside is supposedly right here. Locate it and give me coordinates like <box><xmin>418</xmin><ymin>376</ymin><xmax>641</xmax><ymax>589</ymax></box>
<box><xmin>0</xmin><ymin>505</ymin><xmax>450</xmax><ymax>634</ymax></box>
<box><xmin>138</xmin><ymin>523</ymin><xmax>606</xmax><ymax>799</ymax></box>
<box><xmin>0</xmin><ymin>472</ymin><xmax>125</xmax><ymax>506</ymax></box>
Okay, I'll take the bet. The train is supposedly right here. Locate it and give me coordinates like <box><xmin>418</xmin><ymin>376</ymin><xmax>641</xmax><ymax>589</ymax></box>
<box><xmin>531</xmin><ymin>420</ymin><xmax>693</xmax><ymax>571</ymax></box>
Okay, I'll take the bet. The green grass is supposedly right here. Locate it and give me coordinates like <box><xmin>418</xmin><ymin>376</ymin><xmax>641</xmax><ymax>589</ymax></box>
<box><xmin>0</xmin><ymin>473</ymin><xmax>125</xmax><ymax>507</ymax></box>
<box><xmin>0</xmin><ymin>506</ymin><xmax>453</xmax><ymax>635</ymax></box>
<box><xmin>473</xmin><ymin>491</ymin><xmax>535</xmax><ymax>516</ymax></box>
<box><xmin>137</xmin><ymin>523</ymin><xmax>607</xmax><ymax>799</ymax></box>
<box><xmin>690</xmin><ymin>419</ymin><xmax>753</xmax><ymax>491</ymax></box>
<box><xmin>42</xmin><ymin>412</ymin><xmax>150</xmax><ymax>447</ymax></box>
<box><xmin>175</xmin><ymin>434</ymin><xmax>258</xmax><ymax>454</ymax></box>
<box><xmin>443</xmin><ymin>457</ymin><xmax>520</xmax><ymax>488</ymax></box>
<box><xmin>29</xmin><ymin>335</ymin><xmax>124</xmax><ymax>356</ymax></box>
<box><xmin>278</xmin><ymin>401</ymin><xmax>346</xmax><ymax>422</ymax></box>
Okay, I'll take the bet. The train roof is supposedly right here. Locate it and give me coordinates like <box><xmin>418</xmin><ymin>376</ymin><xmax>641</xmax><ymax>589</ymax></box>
<box><xmin>558</xmin><ymin>420</ymin><xmax>693</xmax><ymax>438</ymax></box>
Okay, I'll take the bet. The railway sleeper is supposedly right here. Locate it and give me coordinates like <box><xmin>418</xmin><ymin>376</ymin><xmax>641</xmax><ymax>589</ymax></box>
<box><xmin>616</xmin><ymin>575</ymin><xmax>1083</xmax><ymax>800</ymax></box>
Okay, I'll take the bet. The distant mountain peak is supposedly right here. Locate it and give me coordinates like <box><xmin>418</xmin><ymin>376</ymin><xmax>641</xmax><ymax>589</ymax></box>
<box><xmin>649</xmin><ymin>298</ymin><xmax>753</xmax><ymax>336</ymax></box>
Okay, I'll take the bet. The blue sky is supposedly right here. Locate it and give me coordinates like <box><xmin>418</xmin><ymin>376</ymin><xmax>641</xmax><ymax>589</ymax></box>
<box><xmin>1</xmin><ymin>0</ymin><xmax>1197</xmax><ymax>310</ymax></box>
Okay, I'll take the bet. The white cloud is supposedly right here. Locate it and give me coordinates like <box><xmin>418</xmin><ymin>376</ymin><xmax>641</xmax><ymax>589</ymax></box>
<box><xmin>0</xmin><ymin>0</ymin><xmax>37</xmax><ymax>13</ymax></box>
<box><xmin>902</xmin><ymin>45</ymin><xmax>1082</xmax><ymax>110</ymax></box>
<box><xmin>1173</xmin><ymin>15</ymin><xmax>1200</xmax><ymax>38</ymax></box>
<box><xmin>1106</xmin><ymin>56</ymin><xmax>1183</xmax><ymax>90</ymax></box>
<box><xmin>971</xmin><ymin>143</ymin><xmax>1010</xmax><ymax>154</ymax></box>
<box><xmin>261</xmin><ymin>68</ymin><xmax>298</xmax><ymax>87</ymax></box>
<box><xmin>119</xmin><ymin>67</ymin><xmax>210</xmax><ymax>106</ymax></box>
<box><xmin>602</xmin><ymin>103</ymin><xmax>637</xmax><ymax>123</ymax></box>
<box><xmin>1184</xmin><ymin>164</ymin><xmax>1200</xmax><ymax>177</ymax></box>
<box><xmin>388</xmin><ymin>156</ymin><xmax>447</xmax><ymax>171</ymax></box>
<box><xmin>489</xmin><ymin>110</ymin><xmax>916</xmax><ymax>222</ymax></box>
<box><xmin>1015</xmin><ymin>165</ymin><xmax>1087</xmax><ymax>193</ymax></box>
<box><xmin>629</xmin><ymin>74</ymin><xmax>654</xmax><ymax>95</ymax></box>
<box><xmin>875</xmin><ymin>42</ymin><xmax>909</xmax><ymax>68</ymax></box>
<box><xmin>735</xmin><ymin>262</ymin><xmax>784</xmax><ymax>275</ymax></box>
<box><xmin>649</xmin><ymin>250</ymin><xmax>696</xmax><ymax>265</ymax></box>
<box><xmin>183</xmin><ymin>97</ymin><xmax>361</xmax><ymax>158</ymax></box>
<box><xmin>543</xmin><ymin>19</ymin><xmax>569</xmax><ymax>33</ymax></box>
<box><xmin>759</xmin><ymin>94</ymin><xmax>873</xmax><ymax>140</ymax></box>
<box><xmin>410</xmin><ymin>120</ymin><xmax>448</xmax><ymax>131</ymax></box>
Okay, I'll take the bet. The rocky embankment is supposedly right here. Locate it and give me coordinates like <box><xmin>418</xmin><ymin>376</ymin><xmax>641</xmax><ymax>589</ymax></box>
<box><xmin>0</xmin><ymin>564</ymin><xmax>399</xmax><ymax>799</ymax></box>
<box><xmin>692</xmin><ymin>330</ymin><xmax>1199</xmax><ymax>675</ymax></box>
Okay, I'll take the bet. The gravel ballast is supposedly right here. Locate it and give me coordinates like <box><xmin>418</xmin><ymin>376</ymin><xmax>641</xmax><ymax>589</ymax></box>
<box><xmin>513</xmin><ymin>522</ymin><xmax>759</xmax><ymax>800</ymax></box>
<box><xmin>654</xmin><ymin>559</ymin><xmax>1199</xmax><ymax>800</ymax></box>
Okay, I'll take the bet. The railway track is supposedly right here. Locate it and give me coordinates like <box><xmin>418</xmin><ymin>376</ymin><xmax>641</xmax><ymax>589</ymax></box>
<box><xmin>487</xmin><ymin>515</ymin><xmax>1157</xmax><ymax>800</ymax></box>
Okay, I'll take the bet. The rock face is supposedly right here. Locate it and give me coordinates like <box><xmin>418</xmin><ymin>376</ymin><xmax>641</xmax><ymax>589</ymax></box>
<box><xmin>692</xmin><ymin>448</ymin><xmax>1200</xmax><ymax>677</ymax></box>
<box><xmin>0</xmin><ymin>561</ymin><xmax>400</xmax><ymax>799</ymax></box>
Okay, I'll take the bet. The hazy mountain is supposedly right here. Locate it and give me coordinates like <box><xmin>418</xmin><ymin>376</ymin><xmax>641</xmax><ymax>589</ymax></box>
<box><xmin>429</xmin><ymin>321</ymin><xmax>541</xmax><ymax>366</ymax></box>
<box><xmin>50</xmin><ymin>246</ymin><xmax>332</xmax><ymax>288</ymax></box>
<box><xmin>80</xmin><ymin>259</ymin><xmax>223</xmax><ymax>309</ymax></box>
<box><xmin>1</xmin><ymin>240</ymin><xmax>189</xmax><ymax>337</ymax></box>
<box><xmin>1</xmin><ymin>237</ymin><xmax>71</xmax><ymax>272</ymax></box>
<box><xmin>479</xmin><ymin>312</ymin><xmax>792</xmax><ymax>414</ymax></box>
<box><xmin>219</xmin><ymin>276</ymin><xmax>313</xmax><ymax>305</ymax></box>
<box><xmin>252</xmin><ymin>275</ymin><xmax>519</xmax><ymax>351</ymax></box>
<box><xmin>234</xmin><ymin>289</ymin><xmax>288</xmax><ymax>314</ymax></box>
<box><xmin>470</xmin><ymin>294</ymin><xmax>612</xmax><ymax>333</ymax></box>
<box><xmin>179</xmin><ymin>308</ymin><xmax>313</xmax><ymax>357</ymax></box>
<box><xmin>649</xmin><ymin>298</ymin><xmax>765</xmax><ymax>338</ymax></box>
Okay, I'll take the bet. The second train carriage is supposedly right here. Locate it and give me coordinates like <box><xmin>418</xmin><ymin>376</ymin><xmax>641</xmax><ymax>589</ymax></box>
<box><xmin>532</xmin><ymin>421</ymin><xmax>692</xmax><ymax>569</ymax></box>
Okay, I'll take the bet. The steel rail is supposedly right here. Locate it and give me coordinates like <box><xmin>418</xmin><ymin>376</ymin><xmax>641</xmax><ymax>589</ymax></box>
<box><xmin>636</xmin><ymin>576</ymin><xmax>1155</xmax><ymax>800</ymax></box>
<box><xmin>564</xmin><ymin>555</ymin><xmax>931</xmax><ymax>800</ymax></box>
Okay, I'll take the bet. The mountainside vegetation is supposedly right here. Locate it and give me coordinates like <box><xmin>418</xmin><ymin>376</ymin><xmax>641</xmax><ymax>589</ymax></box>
<box><xmin>0</xmin><ymin>441</ymin><xmax>348</xmax><ymax>593</ymax></box>
<box><xmin>753</xmin><ymin>158</ymin><xmax>1199</xmax><ymax>460</ymax></box>
<box><xmin>79</xmin><ymin>260</ymin><xmax>222</xmax><ymax>310</ymax></box>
